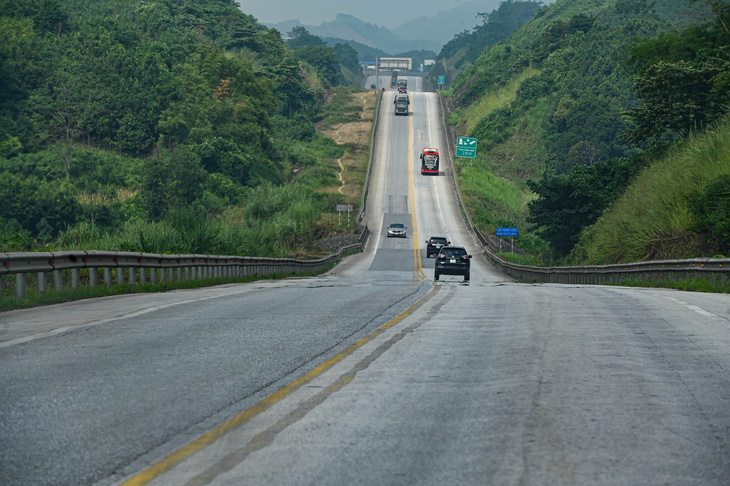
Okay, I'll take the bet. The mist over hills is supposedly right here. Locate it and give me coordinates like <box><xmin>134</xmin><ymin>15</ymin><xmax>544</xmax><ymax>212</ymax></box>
<box><xmin>268</xmin><ymin>14</ymin><xmax>439</xmax><ymax>53</ymax></box>
<box><xmin>265</xmin><ymin>1</ymin><xmax>511</xmax><ymax>55</ymax></box>
<box><xmin>394</xmin><ymin>0</ymin><xmax>503</xmax><ymax>47</ymax></box>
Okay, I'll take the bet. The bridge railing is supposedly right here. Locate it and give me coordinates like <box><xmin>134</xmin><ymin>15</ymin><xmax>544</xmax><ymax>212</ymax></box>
<box><xmin>1</xmin><ymin>226</ymin><xmax>369</xmax><ymax>301</ymax></box>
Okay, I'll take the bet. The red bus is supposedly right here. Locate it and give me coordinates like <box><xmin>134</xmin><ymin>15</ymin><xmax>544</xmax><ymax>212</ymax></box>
<box><xmin>420</xmin><ymin>147</ymin><xmax>439</xmax><ymax>175</ymax></box>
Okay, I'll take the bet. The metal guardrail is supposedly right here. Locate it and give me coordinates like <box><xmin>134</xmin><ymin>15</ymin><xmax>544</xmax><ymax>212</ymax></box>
<box><xmin>1</xmin><ymin>226</ymin><xmax>370</xmax><ymax>301</ymax></box>
<box><xmin>357</xmin><ymin>88</ymin><xmax>383</xmax><ymax>226</ymax></box>
<box><xmin>473</xmin><ymin>227</ymin><xmax>730</xmax><ymax>287</ymax></box>
<box><xmin>1</xmin><ymin>89</ymin><xmax>382</xmax><ymax>303</ymax></box>
<box><xmin>436</xmin><ymin>95</ymin><xmax>730</xmax><ymax>289</ymax></box>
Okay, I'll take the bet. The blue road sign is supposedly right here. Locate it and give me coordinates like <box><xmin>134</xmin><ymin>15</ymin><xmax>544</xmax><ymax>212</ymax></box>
<box><xmin>497</xmin><ymin>227</ymin><xmax>518</xmax><ymax>237</ymax></box>
<box><xmin>438</xmin><ymin>75</ymin><xmax>445</xmax><ymax>85</ymax></box>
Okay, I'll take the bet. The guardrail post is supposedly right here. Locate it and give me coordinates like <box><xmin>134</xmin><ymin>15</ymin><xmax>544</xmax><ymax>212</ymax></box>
<box><xmin>177</xmin><ymin>268</ymin><xmax>182</xmax><ymax>282</ymax></box>
<box><xmin>16</xmin><ymin>273</ymin><xmax>26</xmax><ymax>299</ymax></box>
<box><xmin>71</xmin><ymin>269</ymin><xmax>80</xmax><ymax>289</ymax></box>
<box><xmin>128</xmin><ymin>268</ymin><xmax>136</xmax><ymax>286</ymax></box>
<box><xmin>104</xmin><ymin>268</ymin><xmax>112</xmax><ymax>287</ymax></box>
<box><xmin>150</xmin><ymin>268</ymin><xmax>157</xmax><ymax>284</ymax></box>
<box><xmin>89</xmin><ymin>268</ymin><xmax>97</xmax><ymax>288</ymax></box>
<box><xmin>117</xmin><ymin>267</ymin><xmax>124</xmax><ymax>286</ymax></box>
<box><xmin>139</xmin><ymin>268</ymin><xmax>146</xmax><ymax>285</ymax></box>
<box><xmin>38</xmin><ymin>272</ymin><xmax>48</xmax><ymax>292</ymax></box>
<box><xmin>54</xmin><ymin>270</ymin><xmax>63</xmax><ymax>290</ymax></box>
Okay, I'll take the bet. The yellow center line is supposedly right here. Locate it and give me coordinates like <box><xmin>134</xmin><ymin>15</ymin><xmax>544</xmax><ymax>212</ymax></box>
<box><xmin>408</xmin><ymin>98</ymin><xmax>426</xmax><ymax>280</ymax></box>
<box><xmin>119</xmin><ymin>283</ymin><xmax>440</xmax><ymax>486</ymax></box>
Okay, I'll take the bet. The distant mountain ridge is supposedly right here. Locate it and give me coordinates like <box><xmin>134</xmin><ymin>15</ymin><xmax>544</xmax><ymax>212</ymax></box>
<box><xmin>264</xmin><ymin>2</ymin><xmax>559</xmax><ymax>56</ymax></box>
<box><xmin>394</xmin><ymin>0</ymin><xmax>503</xmax><ymax>47</ymax></box>
<box><xmin>268</xmin><ymin>13</ymin><xmax>438</xmax><ymax>53</ymax></box>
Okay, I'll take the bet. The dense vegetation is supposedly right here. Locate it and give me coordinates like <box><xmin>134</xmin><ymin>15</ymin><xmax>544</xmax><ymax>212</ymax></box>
<box><xmin>430</xmin><ymin>0</ymin><xmax>544</xmax><ymax>86</ymax></box>
<box><xmin>0</xmin><ymin>0</ymin><xmax>367</xmax><ymax>255</ymax></box>
<box><xmin>437</xmin><ymin>0</ymin><xmax>730</xmax><ymax>262</ymax></box>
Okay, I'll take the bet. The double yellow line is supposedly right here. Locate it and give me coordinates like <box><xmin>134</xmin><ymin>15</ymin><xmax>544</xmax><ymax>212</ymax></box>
<box><xmin>120</xmin><ymin>278</ymin><xmax>439</xmax><ymax>486</ymax></box>
<box><xmin>407</xmin><ymin>101</ymin><xmax>427</xmax><ymax>281</ymax></box>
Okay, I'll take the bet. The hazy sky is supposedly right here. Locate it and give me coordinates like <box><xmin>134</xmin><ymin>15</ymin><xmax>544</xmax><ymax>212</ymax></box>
<box><xmin>237</xmin><ymin>0</ymin><xmax>479</xmax><ymax>29</ymax></box>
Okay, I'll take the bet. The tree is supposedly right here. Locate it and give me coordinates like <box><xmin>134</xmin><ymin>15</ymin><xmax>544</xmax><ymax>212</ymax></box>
<box><xmin>29</xmin><ymin>57</ymin><xmax>102</xmax><ymax>179</ymax></box>
<box><xmin>287</xmin><ymin>26</ymin><xmax>324</xmax><ymax>50</ymax></box>
<box><xmin>691</xmin><ymin>0</ymin><xmax>730</xmax><ymax>33</ymax></box>
<box><xmin>616</xmin><ymin>0</ymin><xmax>656</xmax><ymax>19</ymax></box>
<box><xmin>626</xmin><ymin>59</ymin><xmax>728</xmax><ymax>143</ymax></box>
<box><xmin>527</xmin><ymin>159</ymin><xmax>637</xmax><ymax>257</ymax></box>
<box><xmin>140</xmin><ymin>148</ymin><xmax>207</xmax><ymax>220</ymax></box>
<box><xmin>689</xmin><ymin>174</ymin><xmax>730</xmax><ymax>254</ymax></box>
<box><xmin>293</xmin><ymin>45</ymin><xmax>339</xmax><ymax>87</ymax></box>
<box><xmin>0</xmin><ymin>172</ymin><xmax>81</xmax><ymax>239</ymax></box>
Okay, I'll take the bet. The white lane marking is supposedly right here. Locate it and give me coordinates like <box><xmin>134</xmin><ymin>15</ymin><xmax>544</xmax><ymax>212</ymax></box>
<box><xmin>662</xmin><ymin>296</ymin><xmax>724</xmax><ymax>321</ymax></box>
<box><xmin>426</xmin><ymin>94</ymin><xmax>450</xmax><ymax>240</ymax></box>
<box><xmin>0</xmin><ymin>287</ymin><xmax>271</xmax><ymax>349</ymax></box>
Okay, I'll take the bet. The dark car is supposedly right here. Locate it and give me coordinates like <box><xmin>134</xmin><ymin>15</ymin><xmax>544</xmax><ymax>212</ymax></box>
<box><xmin>387</xmin><ymin>222</ymin><xmax>407</xmax><ymax>238</ymax></box>
<box><xmin>398</xmin><ymin>86</ymin><xmax>407</xmax><ymax>94</ymax></box>
<box><xmin>434</xmin><ymin>246</ymin><xmax>471</xmax><ymax>281</ymax></box>
<box><xmin>425</xmin><ymin>236</ymin><xmax>450</xmax><ymax>258</ymax></box>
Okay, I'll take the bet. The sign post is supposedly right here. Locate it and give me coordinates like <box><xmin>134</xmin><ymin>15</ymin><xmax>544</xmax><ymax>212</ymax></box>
<box><xmin>336</xmin><ymin>204</ymin><xmax>354</xmax><ymax>226</ymax></box>
<box><xmin>496</xmin><ymin>227</ymin><xmax>518</xmax><ymax>253</ymax></box>
<box><xmin>456</xmin><ymin>136</ymin><xmax>477</xmax><ymax>158</ymax></box>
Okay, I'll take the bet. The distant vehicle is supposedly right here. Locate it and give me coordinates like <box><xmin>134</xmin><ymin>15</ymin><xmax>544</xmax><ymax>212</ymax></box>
<box><xmin>425</xmin><ymin>236</ymin><xmax>450</xmax><ymax>258</ymax></box>
<box><xmin>397</xmin><ymin>79</ymin><xmax>407</xmax><ymax>90</ymax></box>
<box><xmin>387</xmin><ymin>222</ymin><xmax>407</xmax><ymax>238</ymax></box>
<box><xmin>398</xmin><ymin>86</ymin><xmax>407</xmax><ymax>94</ymax></box>
<box><xmin>394</xmin><ymin>93</ymin><xmax>409</xmax><ymax>116</ymax></box>
<box><xmin>434</xmin><ymin>246</ymin><xmax>471</xmax><ymax>281</ymax></box>
<box><xmin>420</xmin><ymin>147</ymin><xmax>439</xmax><ymax>175</ymax></box>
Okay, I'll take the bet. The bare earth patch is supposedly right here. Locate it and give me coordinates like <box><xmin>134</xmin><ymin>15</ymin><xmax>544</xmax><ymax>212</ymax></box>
<box><xmin>319</xmin><ymin>90</ymin><xmax>377</xmax><ymax>201</ymax></box>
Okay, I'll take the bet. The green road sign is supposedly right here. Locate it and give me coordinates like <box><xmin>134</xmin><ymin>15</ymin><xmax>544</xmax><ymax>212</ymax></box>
<box><xmin>456</xmin><ymin>136</ymin><xmax>477</xmax><ymax>158</ymax></box>
<box><xmin>438</xmin><ymin>75</ymin><xmax>445</xmax><ymax>85</ymax></box>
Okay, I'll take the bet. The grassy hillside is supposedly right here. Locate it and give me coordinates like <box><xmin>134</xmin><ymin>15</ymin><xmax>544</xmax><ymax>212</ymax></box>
<box><xmin>576</xmin><ymin>117</ymin><xmax>730</xmax><ymax>263</ymax></box>
<box><xmin>437</xmin><ymin>0</ymin><xmax>715</xmax><ymax>260</ymax></box>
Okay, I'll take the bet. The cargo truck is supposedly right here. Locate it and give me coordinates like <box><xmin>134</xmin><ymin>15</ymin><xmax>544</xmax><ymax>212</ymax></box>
<box><xmin>394</xmin><ymin>93</ymin><xmax>409</xmax><ymax>115</ymax></box>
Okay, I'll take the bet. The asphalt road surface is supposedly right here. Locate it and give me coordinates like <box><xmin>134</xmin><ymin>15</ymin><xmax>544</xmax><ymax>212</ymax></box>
<box><xmin>1</xmin><ymin>77</ymin><xmax>729</xmax><ymax>486</ymax></box>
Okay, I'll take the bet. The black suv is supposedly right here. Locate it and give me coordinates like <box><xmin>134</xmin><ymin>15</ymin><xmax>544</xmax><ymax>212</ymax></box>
<box><xmin>425</xmin><ymin>236</ymin><xmax>450</xmax><ymax>258</ymax></box>
<box><xmin>434</xmin><ymin>246</ymin><xmax>471</xmax><ymax>282</ymax></box>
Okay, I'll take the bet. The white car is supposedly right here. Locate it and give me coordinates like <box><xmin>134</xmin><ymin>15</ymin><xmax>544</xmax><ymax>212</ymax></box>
<box><xmin>387</xmin><ymin>223</ymin><xmax>407</xmax><ymax>238</ymax></box>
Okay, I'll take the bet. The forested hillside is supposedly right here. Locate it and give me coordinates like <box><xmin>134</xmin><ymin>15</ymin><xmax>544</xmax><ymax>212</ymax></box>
<box><xmin>437</xmin><ymin>0</ymin><xmax>730</xmax><ymax>263</ymax></box>
<box><xmin>0</xmin><ymin>0</ymin><xmax>366</xmax><ymax>255</ymax></box>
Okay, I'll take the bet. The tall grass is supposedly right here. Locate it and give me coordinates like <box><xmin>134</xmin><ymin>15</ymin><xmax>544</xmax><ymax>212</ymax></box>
<box><xmin>54</xmin><ymin>183</ymin><xmax>324</xmax><ymax>257</ymax></box>
<box><xmin>459</xmin><ymin>165</ymin><xmax>526</xmax><ymax>219</ymax></box>
<box><xmin>577</xmin><ymin>120</ymin><xmax>730</xmax><ymax>264</ymax></box>
<box><xmin>464</xmin><ymin>67</ymin><xmax>540</xmax><ymax>133</ymax></box>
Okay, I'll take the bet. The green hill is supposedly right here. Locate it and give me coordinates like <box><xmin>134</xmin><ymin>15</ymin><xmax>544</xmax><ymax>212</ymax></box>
<box><xmin>0</xmin><ymin>0</ymin><xmax>366</xmax><ymax>255</ymax></box>
<box><xmin>575</xmin><ymin>114</ymin><xmax>730</xmax><ymax>263</ymax></box>
<box><xmin>437</xmin><ymin>0</ymin><xmax>727</xmax><ymax>262</ymax></box>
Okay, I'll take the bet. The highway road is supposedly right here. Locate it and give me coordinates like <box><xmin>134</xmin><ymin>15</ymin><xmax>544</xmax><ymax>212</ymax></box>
<box><xmin>1</xmin><ymin>76</ymin><xmax>729</xmax><ymax>486</ymax></box>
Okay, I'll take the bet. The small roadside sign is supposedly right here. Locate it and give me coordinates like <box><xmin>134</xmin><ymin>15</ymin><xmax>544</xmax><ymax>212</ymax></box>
<box><xmin>497</xmin><ymin>227</ymin><xmax>518</xmax><ymax>253</ymax></box>
<box><xmin>497</xmin><ymin>227</ymin><xmax>518</xmax><ymax>237</ymax></box>
<box><xmin>438</xmin><ymin>75</ymin><xmax>445</xmax><ymax>85</ymax></box>
<box><xmin>456</xmin><ymin>136</ymin><xmax>477</xmax><ymax>158</ymax></box>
